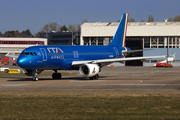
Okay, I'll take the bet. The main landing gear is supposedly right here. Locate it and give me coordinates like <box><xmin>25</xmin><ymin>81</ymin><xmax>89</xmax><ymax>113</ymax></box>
<box><xmin>32</xmin><ymin>70</ymin><xmax>62</xmax><ymax>81</ymax></box>
<box><xmin>89</xmin><ymin>74</ymin><xmax>99</xmax><ymax>80</ymax></box>
<box><xmin>52</xmin><ymin>70</ymin><xmax>62</xmax><ymax>79</ymax></box>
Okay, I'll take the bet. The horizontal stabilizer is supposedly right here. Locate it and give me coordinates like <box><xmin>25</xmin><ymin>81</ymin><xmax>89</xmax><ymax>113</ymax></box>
<box><xmin>122</xmin><ymin>49</ymin><xmax>155</xmax><ymax>53</ymax></box>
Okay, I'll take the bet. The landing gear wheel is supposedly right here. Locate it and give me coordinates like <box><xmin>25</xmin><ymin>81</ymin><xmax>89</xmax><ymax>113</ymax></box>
<box><xmin>33</xmin><ymin>77</ymin><xmax>38</xmax><ymax>81</ymax></box>
<box><xmin>94</xmin><ymin>74</ymin><xmax>99</xmax><ymax>79</ymax></box>
<box><xmin>52</xmin><ymin>73</ymin><xmax>57</xmax><ymax>79</ymax></box>
<box><xmin>32</xmin><ymin>71</ymin><xmax>38</xmax><ymax>81</ymax></box>
<box><xmin>52</xmin><ymin>73</ymin><xmax>62</xmax><ymax>79</ymax></box>
<box><xmin>57</xmin><ymin>73</ymin><xmax>62</xmax><ymax>79</ymax></box>
<box><xmin>89</xmin><ymin>74</ymin><xmax>99</xmax><ymax>80</ymax></box>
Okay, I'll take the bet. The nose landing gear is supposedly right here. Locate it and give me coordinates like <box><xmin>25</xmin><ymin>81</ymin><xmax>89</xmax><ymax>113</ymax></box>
<box><xmin>32</xmin><ymin>71</ymin><xmax>38</xmax><ymax>81</ymax></box>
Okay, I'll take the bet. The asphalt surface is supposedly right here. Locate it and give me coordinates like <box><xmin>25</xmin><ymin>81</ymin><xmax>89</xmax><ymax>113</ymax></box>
<box><xmin>0</xmin><ymin>66</ymin><xmax>180</xmax><ymax>91</ymax></box>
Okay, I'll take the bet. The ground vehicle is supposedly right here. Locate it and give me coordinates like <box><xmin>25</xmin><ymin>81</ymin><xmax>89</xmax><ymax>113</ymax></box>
<box><xmin>155</xmin><ymin>63</ymin><xmax>173</xmax><ymax>67</ymax></box>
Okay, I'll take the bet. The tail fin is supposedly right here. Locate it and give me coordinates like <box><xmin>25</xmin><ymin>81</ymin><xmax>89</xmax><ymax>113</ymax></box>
<box><xmin>109</xmin><ymin>13</ymin><xmax>129</xmax><ymax>47</ymax></box>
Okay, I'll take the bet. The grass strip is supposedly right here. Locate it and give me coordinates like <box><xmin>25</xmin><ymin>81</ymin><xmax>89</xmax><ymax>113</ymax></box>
<box><xmin>0</xmin><ymin>91</ymin><xmax>180</xmax><ymax>120</ymax></box>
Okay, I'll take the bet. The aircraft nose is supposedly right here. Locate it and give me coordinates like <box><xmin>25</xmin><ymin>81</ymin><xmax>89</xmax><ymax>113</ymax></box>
<box><xmin>17</xmin><ymin>57</ymin><xmax>28</xmax><ymax>69</ymax></box>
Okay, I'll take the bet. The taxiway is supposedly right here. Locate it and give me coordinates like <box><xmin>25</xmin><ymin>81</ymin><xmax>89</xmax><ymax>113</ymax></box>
<box><xmin>0</xmin><ymin>66</ymin><xmax>180</xmax><ymax>91</ymax></box>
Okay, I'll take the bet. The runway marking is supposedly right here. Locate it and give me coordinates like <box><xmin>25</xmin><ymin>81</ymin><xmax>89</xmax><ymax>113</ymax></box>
<box><xmin>69</xmin><ymin>80</ymin><xmax>106</xmax><ymax>82</ymax></box>
<box><xmin>102</xmin><ymin>84</ymin><xmax>180</xmax><ymax>86</ymax></box>
<box><xmin>0</xmin><ymin>84</ymin><xmax>30</xmax><ymax>86</ymax></box>
<box><xmin>134</xmin><ymin>72</ymin><xmax>154</xmax><ymax>76</ymax></box>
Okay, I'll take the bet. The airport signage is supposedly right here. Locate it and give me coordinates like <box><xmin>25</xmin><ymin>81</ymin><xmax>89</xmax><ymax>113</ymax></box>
<box><xmin>4</xmin><ymin>69</ymin><xmax>20</xmax><ymax>73</ymax></box>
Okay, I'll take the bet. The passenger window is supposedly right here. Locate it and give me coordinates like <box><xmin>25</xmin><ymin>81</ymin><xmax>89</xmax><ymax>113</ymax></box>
<box><xmin>24</xmin><ymin>52</ymin><xmax>29</xmax><ymax>55</ymax></box>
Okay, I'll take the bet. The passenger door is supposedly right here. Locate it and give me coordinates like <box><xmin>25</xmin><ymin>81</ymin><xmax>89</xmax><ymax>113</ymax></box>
<box><xmin>40</xmin><ymin>48</ymin><xmax>47</xmax><ymax>61</ymax></box>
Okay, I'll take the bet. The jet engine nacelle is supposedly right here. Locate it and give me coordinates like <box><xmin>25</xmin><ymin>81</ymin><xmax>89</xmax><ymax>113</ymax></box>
<box><xmin>79</xmin><ymin>64</ymin><xmax>100</xmax><ymax>77</ymax></box>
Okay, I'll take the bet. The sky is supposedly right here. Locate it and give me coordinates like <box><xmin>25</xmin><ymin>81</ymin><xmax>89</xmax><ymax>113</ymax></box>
<box><xmin>0</xmin><ymin>0</ymin><xmax>180</xmax><ymax>35</ymax></box>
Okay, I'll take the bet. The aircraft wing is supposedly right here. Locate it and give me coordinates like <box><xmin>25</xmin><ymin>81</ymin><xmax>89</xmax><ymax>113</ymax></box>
<box><xmin>5</xmin><ymin>53</ymin><xmax>19</xmax><ymax>58</ymax></box>
<box><xmin>71</xmin><ymin>55</ymin><xmax>166</xmax><ymax>66</ymax></box>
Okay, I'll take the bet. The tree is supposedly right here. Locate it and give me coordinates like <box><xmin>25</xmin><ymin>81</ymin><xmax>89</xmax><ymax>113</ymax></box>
<box><xmin>82</xmin><ymin>19</ymin><xmax>88</xmax><ymax>24</ymax></box>
<box><xmin>140</xmin><ymin>20</ymin><xmax>146</xmax><ymax>22</ymax></box>
<box><xmin>41</xmin><ymin>24</ymin><xmax>50</xmax><ymax>33</ymax></box>
<box><xmin>4</xmin><ymin>30</ymin><xmax>19</xmax><ymax>37</ymax></box>
<box><xmin>35</xmin><ymin>31</ymin><xmax>41</xmax><ymax>37</ymax></box>
<box><xmin>68</xmin><ymin>24</ymin><xmax>76</xmax><ymax>32</ymax></box>
<box><xmin>128</xmin><ymin>18</ymin><xmax>135</xmax><ymax>22</ymax></box>
<box><xmin>22</xmin><ymin>29</ymin><xmax>33</xmax><ymax>37</ymax></box>
<box><xmin>41</xmin><ymin>22</ymin><xmax>61</xmax><ymax>32</ymax></box>
<box><xmin>169</xmin><ymin>15</ymin><xmax>180</xmax><ymax>22</ymax></box>
<box><xmin>168</xmin><ymin>17</ymin><xmax>173</xmax><ymax>22</ymax></box>
<box><xmin>76</xmin><ymin>24</ymin><xmax>81</xmax><ymax>32</ymax></box>
<box><xmin>148</xmin><ymin>15</ymin><xmax>154</xmax><ymax>22</ymax></box>
<box><xmin>60</xmin><ymin>25</ymin><xmax>68</xmax><ymax>32</ymax></box>
<box><xmin>49</xmin><ymin>22</ymin><xmax>58</xmax><ymax>32</ymax></box>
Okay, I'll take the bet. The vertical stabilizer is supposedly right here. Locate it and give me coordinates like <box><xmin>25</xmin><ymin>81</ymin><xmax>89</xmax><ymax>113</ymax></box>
<box><xmin>109</xmin><ymin>13</ymin><xmax>129</xmax><ymax>47</ymax></box>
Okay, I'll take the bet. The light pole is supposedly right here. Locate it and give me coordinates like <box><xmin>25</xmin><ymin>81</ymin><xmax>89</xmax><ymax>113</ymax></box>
<box><xmin>72</xmin><ymin>31</ymin><xmax>73</xmax><ymax>45</ymax></box>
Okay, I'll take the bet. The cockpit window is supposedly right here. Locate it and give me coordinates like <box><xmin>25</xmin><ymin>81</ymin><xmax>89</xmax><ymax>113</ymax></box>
<box><xmin>20</xmin><ymin>51</ymin><xmax>24</xmax><ymax>55</ymax></box>
<box><xmin>33</xmin><ymin>52</ymin><xmax>37</xmax><ymax>56</ymax></box>
<box><xmin>30</xmin><ymin>52</ymin><xmax>33</xmax><ymax>55</ymax></box>
<box><xmin>20</xmin><ymin>51</ymin><xmax>37</xmax><ymax>56</ymax></box>
<box><xmin>24</xmin><ymin>52</ymin><xmax>29</xmax><ymax>55</ymax></box>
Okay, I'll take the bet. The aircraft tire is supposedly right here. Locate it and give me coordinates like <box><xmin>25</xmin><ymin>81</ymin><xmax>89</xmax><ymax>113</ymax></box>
<box><xmin>33</xmin><ymin>77</ymin><xmax>38</xmax><ymax>81</ymax></box>
<box><xmin>94</xmin><ymin>74</ymin><xmax>99</xmax><ymax>79</ymax></box>
<box><xmin>52</xmin><ymin>73</ymin><xmax>57</xmax><ymax>79</ymax></box>
<box><xmin>57</xmin><ymin>73</ymin><xmax>62</xmax><ymax>79</ymax></box>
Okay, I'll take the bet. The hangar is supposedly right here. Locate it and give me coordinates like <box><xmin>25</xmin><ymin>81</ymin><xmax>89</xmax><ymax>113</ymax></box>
<box><xmin>80</xmin><ymin>20</ymin><xmax>180</xmax><ymax>66</ymax></box>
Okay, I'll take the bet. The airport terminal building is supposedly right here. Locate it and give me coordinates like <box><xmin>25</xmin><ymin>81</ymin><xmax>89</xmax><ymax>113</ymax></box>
<box><xmin>81</xmin><ymin>21</ymin><xmax>180</xmax><ymax>66</ymax></box>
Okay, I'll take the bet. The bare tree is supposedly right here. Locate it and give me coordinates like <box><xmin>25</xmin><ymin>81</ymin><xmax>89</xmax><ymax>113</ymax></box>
<box><xmin>41</xmin><ymin>22</ymin><xmax>61</xmax><ymax>32</ymax></box>
<box><xmin>168</xmin><ymin>17</ymin><xmax>173</xmax><ymax>22</ymax></box>
<box><xmin>173</xmin><ymin>15</ymin><xmax>180</xmax><ymax>21</ymax></box>
<box><xmin>82</xmin><ymin>19</ymin><xmax>88</xmax><ymax>24</ymax></box>
<box><xmin>148</xmin><ymin>15</ymin><xmax>154</xmax><ymax>22</ymax></box>
<box><xmin>68</xmin><ymin>24</ymin><xmax>76</xmax><ymax>32</ymax></box>
<box><xmin>128</xmin><ymin>18</ymin><xmax>135</xmax><ymax>22</ymax></box>
<box><xmin>49</xmin><ymin>22</ymin><xmax>56</xmax><ymax>31</ymax></box>
<box><xmin>41</xmin><ymin>24</ymin><xmax>50</xmax><ymax>33</ymax></box>
<box><xmin>76</xmin><ymin>24</ymin><xmax>81</xmax><ymax>31</ymax></box>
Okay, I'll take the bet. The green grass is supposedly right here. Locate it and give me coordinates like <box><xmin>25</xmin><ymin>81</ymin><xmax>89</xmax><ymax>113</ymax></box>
<box><xmin>0</xmin><ymin>91</ymin><xmax>180</xmax><ymax>120</ymax></box>
<box><xmin>0</xmin><ymin>71</ymin><xmax>77</xmax><ymax>76</ymax></box>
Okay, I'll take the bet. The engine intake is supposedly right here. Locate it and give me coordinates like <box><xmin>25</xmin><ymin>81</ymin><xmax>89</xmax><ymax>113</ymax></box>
<box><xmin>79</xmin><ymin>64</ymin><xmax>100</xmax><ymax>77</ymax></box>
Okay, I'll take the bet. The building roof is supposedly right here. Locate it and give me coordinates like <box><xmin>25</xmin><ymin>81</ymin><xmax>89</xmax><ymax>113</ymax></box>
<box><xmin>82</xmin><ymin>22</ymin><xmax>180</xmax><ymax>27</ymax></box>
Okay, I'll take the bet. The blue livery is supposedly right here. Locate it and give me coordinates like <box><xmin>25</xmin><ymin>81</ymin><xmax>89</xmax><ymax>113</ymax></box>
<box><xmin>11</xmin><ymin>13</ymin><xmax>165</xmax><ymax>81</ymax></box>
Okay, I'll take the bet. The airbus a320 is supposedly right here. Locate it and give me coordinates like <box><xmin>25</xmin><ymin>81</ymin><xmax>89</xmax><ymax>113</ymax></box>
<box><xmin>6</xmin><ymin>13</ymin><xmax>166</xmax><ymax>81</ymax></box>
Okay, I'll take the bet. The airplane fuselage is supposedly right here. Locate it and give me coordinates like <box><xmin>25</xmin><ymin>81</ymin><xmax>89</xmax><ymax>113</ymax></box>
<box><xmin>17</xmin><ymin>45</ymin><xmax>130</xmax><ymax>70</ymax></box>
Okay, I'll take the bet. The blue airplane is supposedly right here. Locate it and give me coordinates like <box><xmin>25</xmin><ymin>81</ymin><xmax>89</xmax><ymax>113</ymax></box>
<box><xmin>6</xmin><ymin>13</ymin><xmax>165</xmax><ymax>81</ymax></box>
